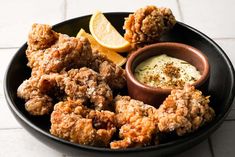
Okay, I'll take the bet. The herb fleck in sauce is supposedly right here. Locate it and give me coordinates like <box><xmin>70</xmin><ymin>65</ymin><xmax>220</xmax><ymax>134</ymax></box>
<box><xmin>134</xmin><ymin>54</ymin><xmax>201</xmax><ymax>88</ymax></box>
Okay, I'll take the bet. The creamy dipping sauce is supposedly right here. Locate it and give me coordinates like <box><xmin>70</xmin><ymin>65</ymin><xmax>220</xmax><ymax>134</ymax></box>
<box><xmin>134</xmin><ymin>54</ymin><xmax>201</xmax><ymax>88</ymax></box>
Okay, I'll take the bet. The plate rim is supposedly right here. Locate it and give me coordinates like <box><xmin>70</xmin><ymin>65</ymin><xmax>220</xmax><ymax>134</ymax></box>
<box><xmin>4</xmin><ymin>12</ymin><xmax>235</xmax><ymax>153</ymax></box>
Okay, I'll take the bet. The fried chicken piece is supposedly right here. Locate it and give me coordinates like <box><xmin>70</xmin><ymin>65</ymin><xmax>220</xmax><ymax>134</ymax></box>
<box><xmin>18</xmin><ymin>67</ymin><xmax>113</xmax><ymax>115</ymax></box>
<box><xmin>123</xmin><ymin>6</ymin><xmax>176</xmax><ymax>44</ymax></box>
<box><xmin>110</xmin><ymin>96</ymin><xmax>158</xmax><ymax>149</ymax></box>
<box><xmin>68</xmin><ymin>68</ymin><xmax>114</xmax><ymax>110</ymax></box>
<box><xmin>50</xmin><ymin>100</ymin><xmax>116</xmax><ymax>147</ymax></box>
<box><xmin>90</xmin><ymin>51</ymin><xmax>126</xmax><ymax>89</ymax></box>
<box><xmin>26</xmin><ymin>24</ymin><xmax>126</xmax><ymax>89</ymax></box>
<box><xmin>18</xmin><ymin>23</ymin><xmax>126</xmax><ymax>115</ymax></box>
<box><xmin>27</xmin><ymin>24</ymin><xmax>58</xmax><ymax>51</ymax></box>
<box><xmin>159</xmin><ymin>7</ymin><xmax>177</xmax><ymax>32</ymax></box>
<box><xmin>87</xmin><ymin>110</ymin><xmax>117</xmax><ymax>146</ymax></box>
<box><xmin>27</xmin><ymin>25</ymin><xmax>92</xmax><ymax>74</ymax></box>
<box><xmin>156</xmin><ymin>84</ymin><xmax>215</xmax><ymax>136</ymax></box>
<box><xmin>17</xmin><ymin>76</ymin><xmax>53</xmax><ymax>115</ymax></box>
<box><xmin>38</xmin><ymin>68</ymin><xmax>113</xmax><ymax>110</ymax></box>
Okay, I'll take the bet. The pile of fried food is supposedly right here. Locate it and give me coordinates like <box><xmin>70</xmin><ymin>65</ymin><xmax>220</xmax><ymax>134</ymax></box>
<box><xmin>17</xmin><ymin>6</ymin><xmax>215</xmax><ymax>149</ymax></box>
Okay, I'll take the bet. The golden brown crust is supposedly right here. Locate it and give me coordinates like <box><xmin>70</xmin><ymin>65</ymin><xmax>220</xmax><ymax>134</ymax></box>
<box><xmin>18</xmin><ymin>24</ymin><xmax>126</xmax><ymax>115</ymax></box>
<box><xmin>17</xmin><ymin>23</ymin><xmax>215</xmax><ymax>149</ymax></box>
<box><xmin>17</xmin><ymin>76</ymin><xmax>53</xmax><ymax>115</ymax></box>
<box><xmin>156</xmin><ymin>84</ymin><xmax>215</xmax><ymax>136</ymax></box>
<box><xmin>90</xmin><ymin>51</ymin><xmax>126</xmax><ymax>89</ymax></box>
<box><xmin>27</xmin><ymin>23</ymin><xmax>58</xmax><ymax>51</ymax></box>
<box><xmin>27</xmin><ymin>33</ymin><xmax>93</xmax><ymax>75</ymax></box>
<box><xmin>38</xmin><ymin>68</ymin><xmax>113</xmax><ymax>111</ymax></box>
<box><xmin>26</xmin><ymin>24</ymin><xmax>126</xmax><ymax>88</ymax></box>
<box><xmin>123</xmin><ymin>6</ymin><xmax>176</xmax><ymax>44</ymax></box>
<box><xmin>50</xmin><ymin>100</ymin><xmax>116</xmax><ymax>146</ymax></box>
<box><xmin>110</xmin><ymin>96</ymin><xmax>158</xmax><ymax>149</ymax></box>
<box><xmin>159</xmin><ymin>7</ymin><xmax>177</xmax><ymax>32</ymax></box>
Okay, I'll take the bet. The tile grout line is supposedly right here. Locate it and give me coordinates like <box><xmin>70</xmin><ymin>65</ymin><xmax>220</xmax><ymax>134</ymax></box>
<box><xmin>208</xmin><ymin>137</ymin><xmax>215</xmax><ymax>157</ymax></box>
<box><xmin>0</xmin><ymin>47</ymin><xmax>20</xmax><ymax>50</ymax></box>
<box><xmin>176</xmin><ymin>0</ymin><xmax>184</xmax><ymax>22</ymax></box>
<box><xmin>213</xmin><ymin>37</ymin><xmax>235</xmax><ymax>40</ymax></box>
<box><xmin>0</xmin><ymin>127</ymin><xmax>23</xmax><ymax>130</ymax></box>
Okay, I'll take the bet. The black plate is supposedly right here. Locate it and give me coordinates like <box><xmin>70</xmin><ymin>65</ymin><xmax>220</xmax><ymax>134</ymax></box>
<box><xmin>4</xmin><ymin>13</ymin><xmax>235</xmax><ymax>157</ymax></box>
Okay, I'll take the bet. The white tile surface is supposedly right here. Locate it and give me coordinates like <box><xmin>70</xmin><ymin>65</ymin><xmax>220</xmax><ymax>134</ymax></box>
<box><xmin>0</xmin><ymin>49</ymin><xmax>21</xmax><ymax>129</ymax></box>
<box><xmin>0</xmin><ymin>0</ymin><xmax>65</xmax><ymax>48</ymax></box>
<box><xmin>1</xmin><ymin>0</ymin><xmax>235</xmax><ymax>156</ymax></box>
<box><xmin>179</xmin><ymin>0</ymin><xmax>235</xmax><ymax>38</ymax></box>
<box><xmin>0</xmin><ymin>129</ymin><xmax>63</xmax><ymax>157</ymax></box>
<box><xmin>0</xmin><ymin>93</ymin><xmax>21</xmax><ymax>129</ymax></box>
<box><xmin>0</xmin><ymin>49</ymin><xmax>17</xmax><ymax>81</ymax></box>
<box><xmin>66</xmin><ymin>0</ymin><xmax>181</xmax><ymax>21</ymax></box>
<box><xmin>211</xmin><ymin>121</ymin><xmax>235</xmax><ymax>157</ymax></box>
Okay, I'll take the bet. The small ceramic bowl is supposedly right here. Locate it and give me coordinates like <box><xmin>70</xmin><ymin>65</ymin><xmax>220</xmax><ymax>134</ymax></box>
<box><xmin>126</xmin><ymin>42</ymin><xmax>210</xmax><ymax>107</ymax></box>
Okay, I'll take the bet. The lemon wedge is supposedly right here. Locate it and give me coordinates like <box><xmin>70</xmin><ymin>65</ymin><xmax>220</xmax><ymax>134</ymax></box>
<box><xmin>89</xmin><ymin>11</ymin><xmax>131</xmax><ymax>53</ymax></box>
<box><xmin>77</xmin><ymin>29</ymin><xmax>126</xmax><ymax>66</ymax></box>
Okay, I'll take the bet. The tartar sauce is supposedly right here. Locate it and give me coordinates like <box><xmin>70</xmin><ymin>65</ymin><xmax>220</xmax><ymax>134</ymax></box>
<box><xmin>134</xmin><ymin>54</ymin><xmax>201</xmax><ymax>88</ymax></box>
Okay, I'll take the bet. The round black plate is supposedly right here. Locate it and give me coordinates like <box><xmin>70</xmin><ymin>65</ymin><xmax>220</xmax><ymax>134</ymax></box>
<box><xmin>4</xmin><ymin>13</ymin><xmax>235</xmax><ymax>157</ymax></box>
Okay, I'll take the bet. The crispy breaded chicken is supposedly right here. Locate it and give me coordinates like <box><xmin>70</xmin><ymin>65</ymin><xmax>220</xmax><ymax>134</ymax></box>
<box><xmin>17</xmin><ymin>23</ymin><xmax>216</xmax><ymax>149</ymax></box>
<box><xmin>18</xmin><ymin>67</ymin><xmax>114</xmax><ymax>115</ymax></box>
<box><xmin>39</xmin><ymin>68</ymin><xmax>113</xmax><ymax>110</ymax></box>
<box><xmin>26</xmin><ymin>23</ymin><xmax>126</xmax><ymax>88</ymax></box>
<box><xmin>110</xmin><ymin>84</ymin><xmax>215</xmax><ymax>148</ymax></box>
<box><xmin>50</xmin><ymin>100</ymin><xmax>116</xmax><ymax>147</ymax></box>
<box><xmin>17</xmin><ymin>76</ymin><xmax>53</xmax><ymax>115</ymax></box>
<box><xmin>26</xmin><ymin>24</ymin><xmax>93</xmax><ymax>75</ymax></box>
<box><xmin>18</xmin><ymin>23</ymin><xmax>126</xmax><ymax>115</ymax></box>
<box><xmin>110</xmin><ymin>96</ymin><xmax>158</xmax><ymax>149</ymax></box>
<box><xmin>91</xmin><ymin>52</ymin><xmax>126</xmax><ymax>89</ymax></box>
<box><xmin>156</xmin><ymin>84</ymin><xmax>215</xmax><ymax>136</ymax></box>
<box><xmin>123</xmin><ymin>6</ymin><xmax>176</xmax><ymax>45</ymax></box>
<box><xmin>27</xmin><ymin>24</ymin><xmax>58</xmax><ymax>51</ymax></box>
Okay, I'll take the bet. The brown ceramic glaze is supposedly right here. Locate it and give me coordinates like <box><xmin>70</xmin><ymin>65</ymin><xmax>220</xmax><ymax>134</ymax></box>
<box><xmin>126</xmin><ymin>42</ymin><xmax>210</xmax><ymax>107</ymax></box>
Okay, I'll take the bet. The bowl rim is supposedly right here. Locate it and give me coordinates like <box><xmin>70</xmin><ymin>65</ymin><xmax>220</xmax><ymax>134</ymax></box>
<box><xmin>3</xmin><ymin>12</ymin><xmax>235</xmax><ymax>153</ymax></box>
<box><xmin>126</xmin><ymin>42</ymin><xmax>210</xmax><ymax>93</ymax></box>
